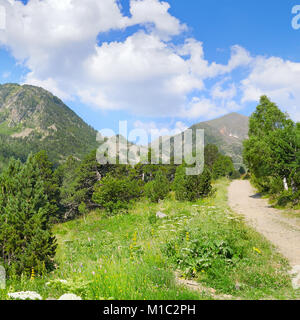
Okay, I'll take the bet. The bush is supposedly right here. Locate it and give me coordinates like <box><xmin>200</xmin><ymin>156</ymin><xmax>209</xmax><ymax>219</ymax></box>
<box><xmin>163</xmin><ymin>230</ymin><xmax>237</xmax><ymax>278</ymax></box>
<box><xmin>173</xmin><ymin>165</ymin><xmax>212</xmax><ymax>202</ymax></box>
<box><xmin>0</xmin><ymin>156</ymin><xmax>57</xmax><ymax>276</ymax></box>
<box><xmin>92</xmin><ymin>175</ymin><xmax>141</xmax><ymax>215</ymax></box>
<box><xmin>229</xmin><ymin>170</ymin><xmax>241</xmax><ymax>180</ymax></box>
<box><xmin>277</xmin><ymin>190</ymin><xmax>299</xmax><ymax>207</ymax></box>
<box><xmin>144</xmin><ymin>170</ymin><xmax>170</xmax><ymax>203</ymax></box>
<box><xmin>212</xmin><ymin>155</ymin><xmax>235</xmax><ymax>180</ymax></box>
<box><xmin>239</xmin><ymin>166</ymin><xmax>246</xmax><ymax>175</ymax></box>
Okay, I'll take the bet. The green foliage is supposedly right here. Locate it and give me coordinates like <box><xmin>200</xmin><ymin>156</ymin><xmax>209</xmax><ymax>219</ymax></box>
<box><xmin>144</xmin><ymin>170</ymin><xmax>170</xmax><ymax>203</ymax></box>
<box><xmin>243</xmin><ymin>96</ymin><xmax>300</xmax><ymax>206</ymax></box>
<box><xmin>212</xmin><ymin>155</ymin><xmax>235</xmax><ymax>180</ymax></box>
<box><xmin>204</xmin><ymin>144</ymin><xmax>235</xmax><ymax>180</ymax></box>
<box><xmin>204</xmin><ymin>144</ymin><xmax>219</xmax><ymax>169</ymax></box>
<box><xmin>173</xmin><ymin>165</ymin><xmax>212</xmax><ymax>202</ymax></box>
<box><xmin>0</xmin><ymin>155</ymin><xmax>57</xmax><ymax>276</ymax></box>
<box><xmin>0</xmin><ymin>179</ymin><xmax>296</xmax><ymax>300</ymax></box>
<box><xmin>54</xmin><ymin>156</ymin><xmax>79</xmax><ymax>219</ymax></box>
<box><xmin>32</xmin><ymin>151</ymin><xmax>60</xmax><ymax>222</ymax></box>
<box><xmin>164</xmin><ymin>233</ymin><xmax>236</xmax><ymax>278</ymax></box>
<box><xmin>57</xmin><ymin>151</ymin><xmax>111</xmax><ymax>220</ymax></box>
<box><xmin>93</xmin><ymin>174</ymin><xmax>141</xmax><ymax>215</ymax></box>
<box><xmin>229</xmin><ymin>170</ymin><xmax>241</xmax><ymax>180</ymax></box>
<box><xmin>239</xmin><ymin>166</ymin><xmax>246</xmax><ymax>175</ymax></box>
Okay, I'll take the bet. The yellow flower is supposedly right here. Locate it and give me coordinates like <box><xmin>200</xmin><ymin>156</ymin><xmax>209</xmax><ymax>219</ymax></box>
<box><xmin>186</xmin><ymin>232</ymin><xmax>190</xmax><ymax>241</ymax></box>
<box><xmin>30</xmin><ymin>267</ymin><xmax>35</xmax><ymax>281</ymax></box>
<box><xmin>253</xmin><ymin>247</ymin><xmax>262</xmax><ymax>254</ymax></box>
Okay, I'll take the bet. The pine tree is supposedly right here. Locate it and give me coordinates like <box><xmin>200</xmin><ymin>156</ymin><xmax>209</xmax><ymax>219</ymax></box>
<box><xmin>173</xmin><ymin>164</ymin><xmax>212</xmax><ymax>202</ymax></box>
<box><xmin>32</xmin><ymin>151</ymin><xmax>60</xmax><ymax>222</ymax></box>
<box><xmin>57</xmin><ymin>150</ymin><xmax>113</xmax><ymax>220</ymax></box>
<box><xmin>144</xmin><ymin>170</ymin><xmax>170</xmax><ymax>203</ymax></box>
<box><xmin>92</xmin><ymin>174</ymin><xmax>141</xmax><ymax>215</ymax></box>
<box><xmin>0</xmin><ymin>155</ymin><xmax>57</xmax><ymax>276</ymax></box>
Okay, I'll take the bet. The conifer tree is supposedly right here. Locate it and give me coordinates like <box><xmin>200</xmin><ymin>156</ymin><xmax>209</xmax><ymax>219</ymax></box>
<box><xmin>0</xmin><ymin>155</ymin><xmax>57</xmax><ymax>276</ymax></box>
<box><xmin>144</xmin><ymin>169</ymin><xmax>170</xmax><ymax>203</ymax></box>
<box><xmin>174</xmin><ymin>164</ymin><xmax>212</xmax><ymax>202</ymax></box>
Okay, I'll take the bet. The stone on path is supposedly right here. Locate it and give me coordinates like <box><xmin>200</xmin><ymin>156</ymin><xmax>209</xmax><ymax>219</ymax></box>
<box><xmin>290</xmin><ymin>265</ymin><xmax>300</xmax><ymax>290</ymax></box>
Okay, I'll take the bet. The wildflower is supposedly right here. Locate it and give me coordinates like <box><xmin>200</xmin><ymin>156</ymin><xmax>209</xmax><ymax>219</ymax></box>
<box><xmin>30</xmin><ymin>268</ymin><xmax>35</xmax><ymax>281</ymax></box>
<box><xmin>8</xmin><ymin>291</ymin><xmax>42</xmax><ymax>301</ymax></box>
<box><xmin>186</xmin><ymin>232</ymin><xmax>190</xmax><ymax>242</ymax></box>
<box><xmin>253</xmin><ymin>247</ymin><xmax>262</xmax><ymax>254</ymax></box>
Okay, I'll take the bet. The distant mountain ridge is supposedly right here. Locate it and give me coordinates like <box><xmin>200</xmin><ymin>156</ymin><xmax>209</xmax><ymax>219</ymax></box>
<box><xmin>191</xmin><ymin>112</ymin><xmax>249</xmax><ymax>167</ymax></box>
<box><xmin>0</xmin><ymin>83</ymin><xmax>98</xmax><ymax>166</ymax></box>
<box><xmin>0</xmin><ymin>83</ymin><xmax>249</xmax><ymax>168</ymax></box>
<box><xmin>154</xmin><ymin>112</ymin><xmax>249</xmax><ymax>168</ymax></box>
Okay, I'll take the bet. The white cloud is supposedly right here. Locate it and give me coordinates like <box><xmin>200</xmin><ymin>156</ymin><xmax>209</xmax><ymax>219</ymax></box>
<box><xmin>0</xmin><ymin>0</ymin><xmax>299</xmax><ymax>122</ymax></box>
<box><xmin>211</xmin><ymin>79</ymin><xmax>237</xmax><ymax>100</ymax></box>
<box><xmin>0</xmin><ymin>0</ymin><xmax>253</xmax><ymax>120</ymax></box>
<box><xmin>242</xmin><ymin>56</ymin><xmax>300</xmax><ymax>121</ymax></box>
<box><xmin>129</xmin><ymin>0</ymin><xmax>187</xmax><ymax>39</ymax></box>
<box><xmin>134</xmin><ymin>120</ymin><xmax>188</xmax><ymax>141</ymax></box>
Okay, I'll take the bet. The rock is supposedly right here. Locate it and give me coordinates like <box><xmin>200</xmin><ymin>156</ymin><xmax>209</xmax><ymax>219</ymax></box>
<box><xmin>46</xmin><ymin>297</ymin><xmax>56</xmax><ymax>301</ymax></box>
<box><xmin>8</xmin><ymin>291</ymin><xmax>42</xmax><ymax>300</ymax></box>
<box><xmin>156</xmin><ymin>211</ymin><xmax>167</xmax><ymax>219</ymax></box>
<box><xmin>58</xmin><ymin>294</ymin><xmax>82</xmax><ymax>300</ymax></box>
<box><xmin>290</xmin><ymin>265</ymin><xmax>300</xmax><ymax>290</ymax></box>
<box><xmin>235</xmin><ymin>282</ymin><xmax>241</xmax><ymax>291</ymax></box>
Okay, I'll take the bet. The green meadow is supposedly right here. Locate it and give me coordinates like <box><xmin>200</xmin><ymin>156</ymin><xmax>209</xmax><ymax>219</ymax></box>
<box><xmin>1</xmin><ymin>179</ymin><xmax>298</xmax><ymax>300</ymax></box>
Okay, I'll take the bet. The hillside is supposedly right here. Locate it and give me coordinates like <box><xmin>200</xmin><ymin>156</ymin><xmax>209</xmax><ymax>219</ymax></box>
<box><xmin>0</xmin><ymin>83</ymin><xmax>98</xmax><ymax>166</ymax></box>
<box><xmin>0</xmin><ymin>84</ymin><xmax>249</xmax><ymax>168</ymax></box>
<box><xmin>155</xmin><ymin>113</ymin><xmax>249</xmax><ymax>168</ymax></box>
<box><xmin>191</xmin><ymin>112</ymin><xmax>249</xmax><ymax>167</ymax></box>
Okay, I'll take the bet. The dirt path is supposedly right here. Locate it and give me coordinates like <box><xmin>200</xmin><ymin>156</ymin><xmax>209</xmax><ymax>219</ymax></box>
<box><xmin>228</xmin><ymin>180</ymin><xmax>300</xmax><ymax>267</ymax></box>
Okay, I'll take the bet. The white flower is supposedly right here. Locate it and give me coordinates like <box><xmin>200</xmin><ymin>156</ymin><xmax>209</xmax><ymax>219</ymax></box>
<box><xmin>8</xmin><ymin>291</ymin><xmax>42</xmax><ymax>300</ymax></box>
<box><xmin>46</xmin><ymin>279</ymin><xmax>68</xmax><ymax>286</ymax></box>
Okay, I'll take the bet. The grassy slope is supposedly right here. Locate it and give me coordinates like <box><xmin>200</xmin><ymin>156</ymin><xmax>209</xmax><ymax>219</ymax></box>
<box><xmin>1</xmin><ymin>179</ymin><xmax>298</xmax><ymax>300</ymax></box>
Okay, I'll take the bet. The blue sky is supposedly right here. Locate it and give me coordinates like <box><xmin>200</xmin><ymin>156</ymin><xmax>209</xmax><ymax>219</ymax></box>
<box><xmin>0</xmin><ymin>0</ymin><xmax>300</xmax><ymax>136</ymax></box>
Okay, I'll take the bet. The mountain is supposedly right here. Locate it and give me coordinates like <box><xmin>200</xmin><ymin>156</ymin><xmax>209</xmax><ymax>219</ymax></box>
<box><xmin>155</xmin><ymin>113</ymin><xmax>249</xmax><ymax>168</ymax></box>
<box><xmin>0</xmin><ymin>83</ymin><xmax>98</xmax><ymax>166</ymax></box>
<box><xmin>190</xmin><ymin>112</ymin><xmax>249</xmax><ymax>167</ymax></box>
<box><xmin>0</xmin><ymin>83</ymin><xmax>249</xmax><ymax>168</ymax></box>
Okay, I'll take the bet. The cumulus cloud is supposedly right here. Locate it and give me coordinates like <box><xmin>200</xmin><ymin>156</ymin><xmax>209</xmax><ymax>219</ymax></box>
<box><xmin>134</xmin><ymin>120</ymin><xmax>188</xmax><ymax>137</ymax></box>
<box><xmin>241</xmin><ymin>56</ymin><xmax>300</xmax><ymax>121</ymax></box>
<box><xmin>133</xmin><ymin>120</ymin><xmax>188</xmax><ymax>145</ymax></box>
<box><xmin>129</xmin><ymin>0</ymin><xmax>187</xmax><ymax>38</ymax></box>
<box><xmin>0</xmin><ymin>0</ymin><xmax>299</xmax><ymax>122</ymax></box>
